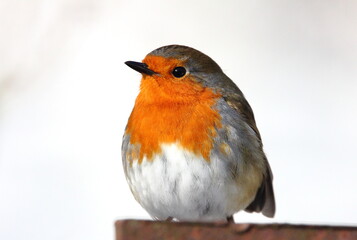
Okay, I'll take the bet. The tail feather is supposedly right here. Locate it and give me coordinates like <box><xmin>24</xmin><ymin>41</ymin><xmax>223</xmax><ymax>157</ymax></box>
<box><xmin>245</xmin><ymin>162</ymin><xmax>275</xmax><ymax>218</ymax></box>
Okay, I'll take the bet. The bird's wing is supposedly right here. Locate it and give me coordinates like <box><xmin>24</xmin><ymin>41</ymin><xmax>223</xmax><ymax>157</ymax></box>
<box><xmin>223</xmin><ymin>93</ymin><xmax>276</xmax><ymax>218</ymax></box>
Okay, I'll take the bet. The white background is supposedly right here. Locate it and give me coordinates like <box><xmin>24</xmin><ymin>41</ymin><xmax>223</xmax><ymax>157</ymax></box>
<box><xmin>1</xmin><ymin>1</ymin><xmax>356</xmax><ymax>239</ymax></box>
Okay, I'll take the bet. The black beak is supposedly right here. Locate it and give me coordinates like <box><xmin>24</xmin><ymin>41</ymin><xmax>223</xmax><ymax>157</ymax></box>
<box><xmin>125</xmin><ymin>61</ymin><xmax>156</xmax><ymax>76</ymax></box>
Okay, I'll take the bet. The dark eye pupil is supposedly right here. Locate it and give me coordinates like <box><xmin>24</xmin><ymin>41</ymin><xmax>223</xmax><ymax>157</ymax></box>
<box><xmin>172</xmin><ymin>67</ymin><xmax>186</xmax><ymax>78</ymax></box>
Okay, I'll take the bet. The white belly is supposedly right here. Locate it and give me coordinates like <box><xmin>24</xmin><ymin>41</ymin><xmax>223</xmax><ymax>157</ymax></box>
<box><xmin>124</xmin><ymin>143</ymin><xmax>258</xmax><ymax>221</ymax></box>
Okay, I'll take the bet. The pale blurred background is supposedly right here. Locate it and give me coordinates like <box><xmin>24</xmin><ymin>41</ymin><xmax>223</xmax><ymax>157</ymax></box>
<box><xmin>1</xmin><ymin>0</ymin><xmax>356</xmax><ymax>239</ymax></box>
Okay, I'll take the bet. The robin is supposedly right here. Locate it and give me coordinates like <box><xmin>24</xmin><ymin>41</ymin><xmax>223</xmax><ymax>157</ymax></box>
<box><xmin>122</xmin><ymin>45</ymin><xmax>275</xmax><ymax>222</ymax></box>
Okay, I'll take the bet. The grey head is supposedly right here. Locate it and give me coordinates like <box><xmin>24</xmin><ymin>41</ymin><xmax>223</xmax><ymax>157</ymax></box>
<box><xmin>148</xmin><ymin>45</ymin><xmax>242</xmax><ymax>95</ymax></box>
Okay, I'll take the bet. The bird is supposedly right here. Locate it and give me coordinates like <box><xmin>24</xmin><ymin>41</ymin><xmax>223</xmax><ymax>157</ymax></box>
<box><xmin>122</xmin><ymin>45</ymin><xmax>275</xmax><ymax>222</ymax></box>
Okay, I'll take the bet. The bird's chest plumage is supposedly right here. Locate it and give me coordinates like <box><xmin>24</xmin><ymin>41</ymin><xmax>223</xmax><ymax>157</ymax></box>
<box><xmin>122</xmin><ymin>97</ymin><xmax>264</xmax><ymax>221</ymax></box>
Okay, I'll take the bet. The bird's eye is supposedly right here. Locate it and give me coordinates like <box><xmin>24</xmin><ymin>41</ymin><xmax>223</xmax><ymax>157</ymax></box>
<box><xmin>172</xmin><ymin>67</ymin><xmax>187</xmax><ymax>78</ymax></box>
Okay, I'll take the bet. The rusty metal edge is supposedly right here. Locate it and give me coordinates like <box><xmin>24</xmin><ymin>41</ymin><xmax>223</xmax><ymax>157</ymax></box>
<box><xmin>115</xmin><ymin>219</ymin><xmax>357</xmax><ymax>230</ymax></box>
<box><xmin>115</xmin><ymin>220</ymin><xmax>357</xmax><ymax>240</ymax></box>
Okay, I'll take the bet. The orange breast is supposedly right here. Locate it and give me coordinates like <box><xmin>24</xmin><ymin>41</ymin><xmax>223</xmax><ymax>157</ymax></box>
<box><xmin>125</xmin><ymin>72</ymin><xmax>222</xmax><ymax>163</ymax></box>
